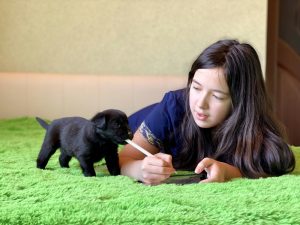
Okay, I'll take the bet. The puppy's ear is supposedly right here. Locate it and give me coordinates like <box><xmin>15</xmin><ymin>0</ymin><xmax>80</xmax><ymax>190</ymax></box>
<box><xmin>91</xmin><ymin>112</ymin><xmax>103</xmax><ymax>122</ymax></box>
<box><xmin>95</xmin><ymin>116</ymin><xmax>106</xmax><ymax>132</ymax></box>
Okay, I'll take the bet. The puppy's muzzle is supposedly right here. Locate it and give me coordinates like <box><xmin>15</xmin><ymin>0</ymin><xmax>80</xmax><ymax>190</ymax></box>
<box><xmin>117</xmin><ymin>130</ymin><xmax>133</xmax><ymax>145</ymax></box>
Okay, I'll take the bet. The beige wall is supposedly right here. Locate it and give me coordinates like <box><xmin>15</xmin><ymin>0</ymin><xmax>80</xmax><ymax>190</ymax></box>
<box><xmin>0</xmin><ymin>0</ymin><xmax>267</xmax><ymax>75</ymax></box>
<box><xmin>0</xmin><ymin>0</ymin><xmax>267</xmax><ymax>119</ymax></box>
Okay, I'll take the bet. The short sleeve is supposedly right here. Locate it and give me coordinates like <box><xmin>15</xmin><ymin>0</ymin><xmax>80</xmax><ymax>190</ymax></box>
<box><xmin>139</xmin><ymin>89</ymin><xmax>186</xmax><ymax>155</ymax></box>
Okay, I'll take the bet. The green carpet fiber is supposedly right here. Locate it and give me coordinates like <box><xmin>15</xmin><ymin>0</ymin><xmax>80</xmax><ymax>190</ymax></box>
<box><xmin>1</xmin><ymin>118</ymin><xmax>300</xmax><ymax>225</ymax></box>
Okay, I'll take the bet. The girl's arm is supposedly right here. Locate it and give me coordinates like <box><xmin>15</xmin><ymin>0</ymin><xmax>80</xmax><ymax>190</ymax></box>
<box><xmin>119</xmin><ymin>131</ymin><xmax>176</xmax><ymax>185</ymax></box>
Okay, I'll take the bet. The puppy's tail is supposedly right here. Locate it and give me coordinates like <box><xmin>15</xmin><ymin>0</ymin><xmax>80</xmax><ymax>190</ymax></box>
<box><xmin>36</xmin><ymin>117</ymin><xmax>49</xmax><ymax>130</ymax></box>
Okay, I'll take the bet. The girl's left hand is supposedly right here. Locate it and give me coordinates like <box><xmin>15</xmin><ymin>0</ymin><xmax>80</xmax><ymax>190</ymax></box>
<box><xmin>194</xmin><ymin>157</ymin><xmax>242</xmax><ymax>183</ymax></box>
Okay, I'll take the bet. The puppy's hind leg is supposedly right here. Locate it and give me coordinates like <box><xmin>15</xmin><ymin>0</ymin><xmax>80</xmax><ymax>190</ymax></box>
<box><xmin>37</xmin><ymin>129</ymin><xmax>60</xmax><ymax>169</ymax></box>
<box><xmin>59</xmin><ymin>152</ymin><xmax>72</xmax><ymax>168</ymax></box>
<box><xmin>37</xmin><ymin>143</ymin><xmax>59</xmax><ymax>169</ymax></box>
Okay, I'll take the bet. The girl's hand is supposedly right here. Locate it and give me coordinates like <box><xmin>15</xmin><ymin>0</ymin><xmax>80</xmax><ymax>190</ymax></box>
<box><xmin>140</xmin><ymin>153</ymin><xmax>176</xmax><ymax>185</ymax></box>
<box><xmin>194</xmin><ymin>157</ymin><xmax>242</xmax><ymax>183</ymax></box>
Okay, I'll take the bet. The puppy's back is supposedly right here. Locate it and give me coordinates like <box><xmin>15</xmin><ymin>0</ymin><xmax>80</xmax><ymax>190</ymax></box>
<box><xmin>57</xmin><ymin>117</ymin><xmax>96</xmax><ymax>155</ymax></box>
<box><xmin>52</xmin><ymin>117</ymin><xmax>91</xmax><ymax>136</ymax></box>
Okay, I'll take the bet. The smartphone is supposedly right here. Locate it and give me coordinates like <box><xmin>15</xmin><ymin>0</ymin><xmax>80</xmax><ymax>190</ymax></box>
<box><xmin>163</xmin><ymin>171</ymin><xmax>207</xmax><ymax>185</ymax></box>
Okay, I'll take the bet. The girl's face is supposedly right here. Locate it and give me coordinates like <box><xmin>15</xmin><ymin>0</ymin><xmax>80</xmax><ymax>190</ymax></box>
<box><xmin>189</xmin><ymin>68</ymin><xmax>232</xmax><ymax>128</ymax></box>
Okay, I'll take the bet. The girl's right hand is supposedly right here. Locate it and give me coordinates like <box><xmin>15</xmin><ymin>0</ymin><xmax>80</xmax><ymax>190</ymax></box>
<box><xmin>140</xmin><ymin>153</ymin><xmax>176</xmax><ymax>185</ymax></box>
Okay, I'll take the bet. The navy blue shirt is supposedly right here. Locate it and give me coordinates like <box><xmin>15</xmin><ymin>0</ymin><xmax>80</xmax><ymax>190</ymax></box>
<box><xmin>128</xmin><ymin>89</ymin><xmax>186</xmax><ymax>157</ymax></box>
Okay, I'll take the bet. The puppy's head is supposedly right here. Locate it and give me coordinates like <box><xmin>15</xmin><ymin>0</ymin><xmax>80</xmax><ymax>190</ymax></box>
<box><xmin>91</xmin><ymin>109</ymin><xmax>133</xmax><ymax>144</ymax></box>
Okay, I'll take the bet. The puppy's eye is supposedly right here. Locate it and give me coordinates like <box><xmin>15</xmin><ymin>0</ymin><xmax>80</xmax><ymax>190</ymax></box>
<box><xmin>114</xmin><ymin>123</ymin><xmax>121</xmax><ymax>128</ymax></box>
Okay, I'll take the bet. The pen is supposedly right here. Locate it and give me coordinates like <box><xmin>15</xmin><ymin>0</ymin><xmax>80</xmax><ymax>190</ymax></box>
<box><xmin>125</xmin><ymin>139</ymin><xmax>154</xmax><ymax>157</ymax></box>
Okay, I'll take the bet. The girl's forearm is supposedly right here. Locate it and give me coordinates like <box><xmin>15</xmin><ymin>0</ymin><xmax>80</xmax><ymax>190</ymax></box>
<box><xmin>120</xmin><ymin>156</ymin><xmax>144</xmax><ymax>181</ymax></box>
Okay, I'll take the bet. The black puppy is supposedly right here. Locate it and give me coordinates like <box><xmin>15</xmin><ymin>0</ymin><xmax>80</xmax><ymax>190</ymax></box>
<box><xmin>36</xmin><ymin>109</ymin><xmax>133</xmax><ymax>176</ymax></box>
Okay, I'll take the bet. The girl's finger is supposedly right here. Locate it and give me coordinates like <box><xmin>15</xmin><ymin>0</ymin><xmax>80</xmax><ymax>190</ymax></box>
<box><xmin>194</xmin><ymin>157</ymin><xmax>214</xmax><ymax>173</ymax></box>
<box><xmin>142</xmin><ymin>158</ymin><xmax>175</xmax><ymax>175</ymax></box>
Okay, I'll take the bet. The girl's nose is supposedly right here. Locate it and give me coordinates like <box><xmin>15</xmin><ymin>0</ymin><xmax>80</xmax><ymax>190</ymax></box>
<box><xmin>196</xmin><ymin>93</ymin><xmax>209</xmax><ymax>109</ymax></box>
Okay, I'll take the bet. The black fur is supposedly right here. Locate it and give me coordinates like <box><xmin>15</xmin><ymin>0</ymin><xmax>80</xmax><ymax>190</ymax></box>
<box><xmin>36</xmin><ymin>109</ymin><xmax>133</xmax><ymax>177</ymax></box>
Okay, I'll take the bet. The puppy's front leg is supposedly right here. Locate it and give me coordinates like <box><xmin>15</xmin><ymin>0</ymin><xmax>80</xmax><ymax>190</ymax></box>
<box><xmin>104</xmin><ymin>147</ymin><xmax>120</xmax><ymax>176</ymax></box>
<box><xmin>77</xmin><ymin>156</ymin><xmax>96</xmax><ymax>176</ymax></box>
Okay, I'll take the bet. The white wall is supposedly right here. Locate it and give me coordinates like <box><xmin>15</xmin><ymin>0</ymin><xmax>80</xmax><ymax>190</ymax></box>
<box><xmin>0</xmin><ymin>73</ymin><xmax>186</xmax><ymax>119</ymax></box>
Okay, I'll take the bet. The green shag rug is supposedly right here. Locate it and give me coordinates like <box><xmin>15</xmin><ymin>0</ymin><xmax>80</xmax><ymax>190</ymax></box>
<box><xmin>1</xmin><ymin>118</ymin><xmax>300</xmax><ymax>225</ymax></box>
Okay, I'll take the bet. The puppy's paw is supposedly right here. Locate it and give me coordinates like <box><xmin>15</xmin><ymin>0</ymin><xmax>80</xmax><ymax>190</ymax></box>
<box><xmin>109</xmin><ymin>169</ymin><xmax>121</xmax><ymax>176</ymax></box>
<box><xmin>36</xmin><ymin>164</ymin><xmax>46</xmax><ymax>169</ymax></box>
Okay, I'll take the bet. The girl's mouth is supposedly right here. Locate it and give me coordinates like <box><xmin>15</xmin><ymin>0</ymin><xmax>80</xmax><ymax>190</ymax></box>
<box><xmin>196</xmin><ymin>112</ymin><xmax>208</xmax><ymax>121</ymax></box>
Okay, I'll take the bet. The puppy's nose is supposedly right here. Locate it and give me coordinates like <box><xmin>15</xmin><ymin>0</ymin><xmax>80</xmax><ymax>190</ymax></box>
<box><xmin>128</xmin><ymin>130</ymin><xmax>133</xmax><ymax>139</ymax></box>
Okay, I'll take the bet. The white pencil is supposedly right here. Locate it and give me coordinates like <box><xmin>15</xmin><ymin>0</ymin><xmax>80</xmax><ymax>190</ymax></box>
<box><xmin>125</xmin><ymin>139</ymin><xmax>177</xmax><ymax>174</ymax></box>
<box><xmin>125</xmin><ymin>139</ymin><xmax>154</xmax><ymax>157</ymax></box>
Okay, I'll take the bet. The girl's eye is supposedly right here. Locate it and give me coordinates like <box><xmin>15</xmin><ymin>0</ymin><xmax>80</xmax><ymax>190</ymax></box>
<box><xmin>213</xmin><ymin>95</ymin><xmax>225</xmax><ymax>100</ymax></box>
<box><xmin>192</xmin><ymin>85</ymin><xmax>201</xmax><ymax>91</ymax></box>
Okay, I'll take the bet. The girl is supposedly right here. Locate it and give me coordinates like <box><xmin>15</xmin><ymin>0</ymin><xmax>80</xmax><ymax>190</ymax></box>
<box><xmin>119</xmin><ymin>39</ymin><xmax>295</xmax><ymax>185</ymax></box>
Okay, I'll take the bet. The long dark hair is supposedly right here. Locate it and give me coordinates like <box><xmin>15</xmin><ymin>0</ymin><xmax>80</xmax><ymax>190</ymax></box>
<box><xmin>175</xmin><ymin>39</ymin><xmax>295</xmax><ymax>178</ymax></box>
